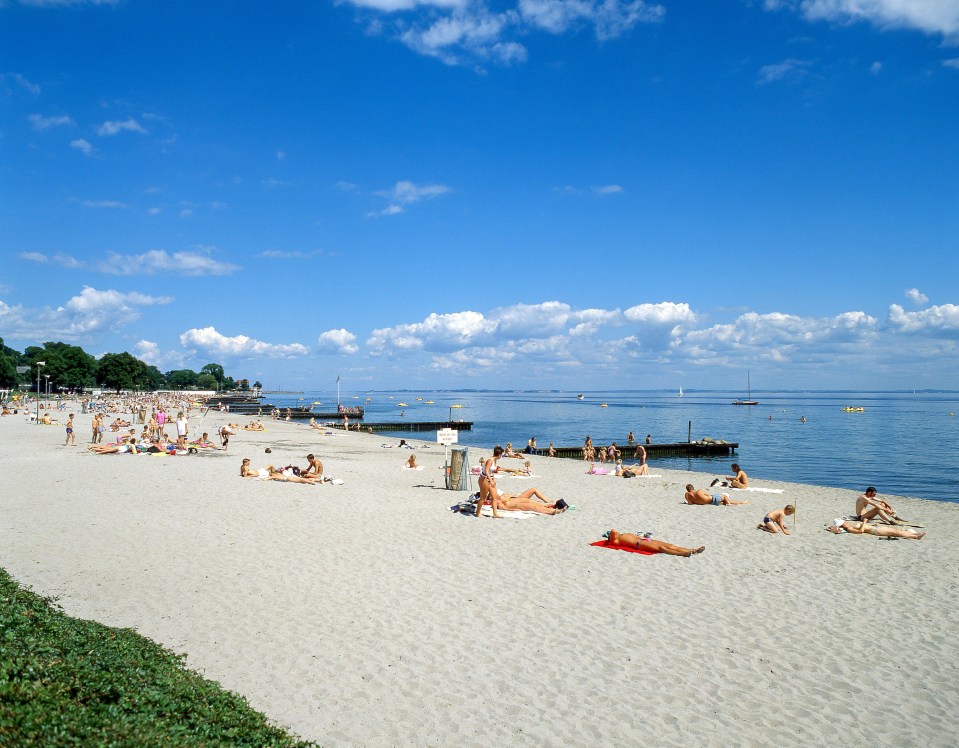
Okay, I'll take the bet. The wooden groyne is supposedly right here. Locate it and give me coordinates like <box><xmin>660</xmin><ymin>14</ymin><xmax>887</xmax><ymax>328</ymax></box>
<box><xmin>328</xmin><ymin>421</ymin><xmax>473</xmax><ymax>433</ymax></box>
<box><xmin>534</xmin><ymin>441</ymin><xmax>738</xmax><ymax>459</ymax></box>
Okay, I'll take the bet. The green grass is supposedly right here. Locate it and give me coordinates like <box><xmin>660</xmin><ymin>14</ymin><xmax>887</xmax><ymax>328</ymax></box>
<box><xmin>0</xmin><ymin>568</ymin><xmax>318</xmax><ymax>747</ymax></box>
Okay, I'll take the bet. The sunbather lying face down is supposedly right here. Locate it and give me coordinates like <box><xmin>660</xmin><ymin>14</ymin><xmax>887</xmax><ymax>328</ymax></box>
<box><xmin>497</xmin><ymin>488</ymin><xmax>565</xmax><ymax>514</ymax></box>
<box><xmin>606</xmin><ymin>530</ymin><xmax>705</xmax><ymax>557</ymax></box>
<box><xmin>828</xmin><ymin>520</ymin><xmax>924</xmax><ymax>539</ymax></box>
<box><xmin>684</xmin><ymin>484</ymin><xmax>749</xmax><ymax>506</ymax></box>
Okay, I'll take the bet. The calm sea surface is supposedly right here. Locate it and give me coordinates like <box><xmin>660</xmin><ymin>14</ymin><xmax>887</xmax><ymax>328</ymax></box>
<box><xmin>267</xmin><ymin>390</ymin><xmax>959</xmax><ymax>504</ymax></box>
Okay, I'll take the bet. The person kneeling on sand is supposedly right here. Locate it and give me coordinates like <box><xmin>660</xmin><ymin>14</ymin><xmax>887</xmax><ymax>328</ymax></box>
<box><xmin>606</xmin><ymin>529</ymin><xmax>705</xmax><ymax>557</ymax></box>
<box><xmin>685</xmin><ymin>484</ymin><xmax>749</xmax><ymax>506</ymax></box>
<box><xmin>827</xmin><ymin>519</ymin><xmax>924</xmax><ymax>540</ymax></box>
<box><xmin>757</xmin><ymin>505</ymin><xmax>794</xmax><ymax>533</ymax></box>
<box><xmin>855</xmin><ymin>487</ymin><xmax>901</xmax><ymax>524</ymax></box>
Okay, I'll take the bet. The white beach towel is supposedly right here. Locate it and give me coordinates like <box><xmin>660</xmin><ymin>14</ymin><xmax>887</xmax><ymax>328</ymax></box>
<box><xmin>477</xmin><ymin>506</ymin><xmax>540</xmax><ymax>519</ymax></box>
<box><xmin>402</xmin><ymin>466</ymin><xmax>424</xmax><ymax>471</ymax></box>
<box><xmin>730</xmin><ymin>487</ymin><xmax>784</xmax><ymax>493</ymax></box>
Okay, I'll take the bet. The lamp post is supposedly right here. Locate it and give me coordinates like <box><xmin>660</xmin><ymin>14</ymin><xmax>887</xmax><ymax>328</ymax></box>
<box><xmin>35</xmin><ymin>361</ymin><xmax>45</xmax><ymax>424</ymax></box>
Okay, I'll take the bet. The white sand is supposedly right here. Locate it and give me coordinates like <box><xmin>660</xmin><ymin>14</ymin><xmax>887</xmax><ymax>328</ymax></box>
<box><xmin>3</xmin><ymin>407</ymin><xmax>958</xmax><ymax>746</ymax></box>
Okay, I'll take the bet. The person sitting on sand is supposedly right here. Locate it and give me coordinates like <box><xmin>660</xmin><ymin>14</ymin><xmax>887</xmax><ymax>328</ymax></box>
<box><xmin>503</xmin><ymin>442</ymin><xmax>523</xmax><ymax>459</ymax></box>
<box><xmin>406</xmin><ymin>453</ymin><xmax>417</xmax><ymax>468</ymax></box>
<box><xmin>302</xmin><ymin>453</ymin><xmax>324</xmax><ymax>480</ymax></box>
<box><xmin>684</xmin><ymin>484</ymin><xmax>749</xmax><ymax>506</ymax></box>
<box><xmin>827</xmin><ymin>519</ymin><xmax>925</xmax><ymax>540</ymax></box>
<box><xmin>605</xmin><ymin>529</ymin><xmax>705</xmax><ymax>557</ymax></box>
<box><xmin>309</xmin><ymin>418</ymin><xmax>321</xmax><ymax>430</ymax></box>
<box><xmin>712</xmin><ymin>463</ymin><xmax>748</xmax><ymax>489</ymax></box>
<box><xmin>757</xmin><ymin>505</ymin><xmax>795</xmax><ymax>534</ymax></box>
<box><xmin>496</xmin><ymin>488</ymin><xmax>566</xmax><ymax>515</ymax></box>
<box><xmin>855</xmin><ymin>487</ymin><xmax>901</xmax><ymax>524</ymax></box>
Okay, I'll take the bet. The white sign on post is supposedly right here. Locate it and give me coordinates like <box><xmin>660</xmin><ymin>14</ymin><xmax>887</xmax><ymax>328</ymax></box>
<box><xmin>437</xmin><ymin>428</ymin><xmax>458</xmax><ymax>445</ymax></box>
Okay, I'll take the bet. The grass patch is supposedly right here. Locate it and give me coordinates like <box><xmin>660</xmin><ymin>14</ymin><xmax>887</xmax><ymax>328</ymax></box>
<box><xmin>0</xmin><ymin>568</ymin><xmax>318</xmax><ymax>747</ymax></box>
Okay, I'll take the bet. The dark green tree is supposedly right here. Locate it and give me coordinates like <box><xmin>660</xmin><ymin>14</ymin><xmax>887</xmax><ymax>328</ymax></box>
<box><xmin>0</xmin><ymin>338</ymin><xmax>18</xmax><ymax>388</ymax></box>
<box><xmin>221</xmin><ymin>376</ymin><xmax>236</xmax><ymax>391</ymax></box>
<box><xmin>196</xmin><ymin>373</ymin><xmax>218</xmax><ymax>390</ymax></box>
<box><xmin>142</xmin><ymin>365</ymin><xmax>167</xmax><ymax>391</ymax></box>
<box><xmin>96</xmin><ymin>353</ymin><xmax>145</xmax><ymax>394</ymax></box>
<box><xmin>165</xmin><ymin>369</ymin><xmax>199</xmax><ymax>389</ymax></box>
<box><xmin>200</xmin><ymin>363</ymin><xmax>225</xmax><ymax>385</ymax></box>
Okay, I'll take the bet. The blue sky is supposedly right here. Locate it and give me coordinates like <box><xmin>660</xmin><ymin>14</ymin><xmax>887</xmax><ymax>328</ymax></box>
<box><xmin>2</xmin><ymin>0</ymin><xmax>958</xmax><ymax>391</ymax></box>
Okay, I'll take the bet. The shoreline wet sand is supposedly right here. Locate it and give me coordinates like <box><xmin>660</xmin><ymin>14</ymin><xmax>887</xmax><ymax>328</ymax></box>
<box><xmin>2</xmin><ymin>408</ymin><xmax>957</xmax><ymax>746</ymax></box>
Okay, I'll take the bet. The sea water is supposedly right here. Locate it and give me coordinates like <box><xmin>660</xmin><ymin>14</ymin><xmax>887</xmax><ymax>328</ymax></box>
<box><xmin>266</xmin><ymin>390</ymin><xmax>959</xmax><ymax>504</ymax></box>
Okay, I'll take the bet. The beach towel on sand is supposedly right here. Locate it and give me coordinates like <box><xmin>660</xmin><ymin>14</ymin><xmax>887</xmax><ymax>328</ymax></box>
<box><xmin>590</xmin><ymin>540</ymin><xmax>656</xmax><ymax>555</ymax></box>
<box><xmin>730</xmin><ymin>486</ymin><xmax>784</xmax><ymax>493</ymax></box>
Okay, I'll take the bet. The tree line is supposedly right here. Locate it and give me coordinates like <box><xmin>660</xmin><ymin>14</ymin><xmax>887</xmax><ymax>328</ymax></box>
<box><xmin>0</xmin><ymin>339</ymin><xmax>260</xmax><ymax>394</ymax></box>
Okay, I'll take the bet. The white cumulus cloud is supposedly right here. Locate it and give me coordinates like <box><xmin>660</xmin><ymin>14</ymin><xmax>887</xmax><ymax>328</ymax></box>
<box><xmin>317</xmin><ymin>329</ymin><xmax>359</xmax><ymax>355</ymax></box>
<box><xmin>906</xmin><ymin>288</ymin><xmax>929</xmax><ymax>306</ymax></box>
<box><xmin>70</xmin><ymin>138</ymin><xmax>94</xmax><ymax>155</ymax></box>
<box><xmin>179</xmin><ymin>327</ymin><xmax>310</xmax><ymax>359</ymax></box>
<box><xmin>773</xmin><ymin>0</ymin><xmax>959</xmax><ymax>39</ymax></box>
<box><xmin>28</xmin><ymin>113</ymin><xmax>74</xmax><ymax>130</ymax></box>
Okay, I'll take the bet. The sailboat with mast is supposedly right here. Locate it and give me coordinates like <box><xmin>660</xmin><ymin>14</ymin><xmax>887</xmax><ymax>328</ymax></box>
<box><xmin>732</xmin><ymin>371</ymin><xmax>759</xmax><ymax>406</ymax></box>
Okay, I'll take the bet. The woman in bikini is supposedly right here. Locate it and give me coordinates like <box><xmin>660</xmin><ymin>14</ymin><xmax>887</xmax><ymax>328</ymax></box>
<box><xmin>475</xmin><ymin>446</ymin><xmax>503</xmax><ymax>517</ymax></box>
<box><xmin>497</xmin><ymin>488</ymin><xmax>565</xmax><ymax>515</ymax></box>
<box><xmin>606</xmin><ymin>529</ymin><xmax>705</xmax><ymax>557</ymax></box>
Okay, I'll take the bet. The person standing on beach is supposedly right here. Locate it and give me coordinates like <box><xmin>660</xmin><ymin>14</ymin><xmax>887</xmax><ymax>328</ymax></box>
<box><xmin>156</xmin><ymin>407</ymin><xmax>167</xmax><ymax>439</ymax></box>
<box><xmin>583</xmin><ymin>436</ymin><xmax>594</xmax><ymax>461</ymax></box>
<box><xmin>176</xmin><ymin>411</ymin><xmax>188</xmax><ymax>449</ymax></box>
<box><xmin>476</xmin><ymin>446</ymin><xmax>503</xmax><ymax>517</ymax></box>
<box><xmin>634</xmin><ymin>443</ymin><xmax>646</xmax><ymax>465</ymax></box>
<box><xmin>65</xmin><ymin>413</ymin><xmax>75</xmax><ymax>446</ymax></box>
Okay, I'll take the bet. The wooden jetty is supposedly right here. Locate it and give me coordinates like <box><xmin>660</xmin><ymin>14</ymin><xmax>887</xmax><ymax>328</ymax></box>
<box><xmin>328</xmin><ymin>420</ymin><xmax>473</xmax><ymax>433</ymax></box>
<box><xmin>536</xmin><ymin>441</ymin><xmax>738</xmax><ymax>460</ymax></box>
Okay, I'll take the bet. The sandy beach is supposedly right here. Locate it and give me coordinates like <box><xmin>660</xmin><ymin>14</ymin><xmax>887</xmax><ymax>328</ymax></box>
<box><xmin>2</xmin><ymin>407</ymin><xmax>958</xmax><ymax>747</ymax></box>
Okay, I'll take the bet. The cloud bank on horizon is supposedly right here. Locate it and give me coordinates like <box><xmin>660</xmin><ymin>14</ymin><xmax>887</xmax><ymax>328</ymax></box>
<box><xmin>2</xmin><ymin>0</ymin><xmax>957</xmax><ymax>389</ymax></box>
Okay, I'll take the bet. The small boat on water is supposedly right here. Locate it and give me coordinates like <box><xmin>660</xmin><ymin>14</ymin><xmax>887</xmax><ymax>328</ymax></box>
<box><xmin>600</xmin><ymin>403</ymin><xmax>608</xmax><ymax>408</ymax></box>
<box><xmin>733</xmin><ymin>371</ymin><xmax>759</xmax><ymax>406</ymax></box>
<box><xmin>679</xmin><ymin>387</ymin><xmax>684</xmax><ymax>397</ymax></box>
<box><xmin>425</xmin><ymin>400</ymin><xmax>434</xmax><ymax>404</ymax></box>
<box><xmin>577</xmin><ymin>394</ymin><xmax>585</xmax><ymax>400</ymax></box>
<box><xmin>841</xmin><ymin>406</ymin><xmax>865</xmax><ymax>412</ymax></box>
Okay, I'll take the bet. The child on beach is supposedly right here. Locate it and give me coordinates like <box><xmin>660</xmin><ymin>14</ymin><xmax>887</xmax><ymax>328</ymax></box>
<box><xmin>757</xmin><ymin>505</ymin><xmax>794</xmax><ymax>534</ymax></box>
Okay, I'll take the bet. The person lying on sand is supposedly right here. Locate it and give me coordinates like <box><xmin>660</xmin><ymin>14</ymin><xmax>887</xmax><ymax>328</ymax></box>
<box><xmin>240</xmin><ymin>458</ymin><xmax>319</xmax><ymax>483</ymax></box>
<box><xmin>497</xmin><ymin>460</ymin><xmax>531</xmax><ymax>476</ymax></box>
<box><xmin>712</xmin><ymin>463</ymin><xmax>748</xmax><ymax>489</ymax></box>
<box><xmin>244</xmin><ymin>420</ymin><xmax>265</xmax><ymax>431</ymax></box>
<box><xmin>828</xmin><ymin>519</ymin><xmax>925</xmax><ymax>540</ymax></box>
<box><xmin>495</xmin><ymin>488</ymin><xmax>567</xmax><ymax>515</ymax></box>
<box><xmin>615</xmin><ymin>460</ymin><xmax>648</xmax><ymax>477</ymax></box>
<box><xmin>88</xmin><ymin>438</ymin><xmax>131</xmax><ymax>454</ymax></box>
<box><xmin>684</xmin><ymin>484</ymin><xmax>749</xmax><ymax>506</ymax></box>
<box><xmin>855</xmin><ymin>487</ymin><xmax>901</xmax><ymax>524</ymax></box>
<box><xmin>757</xmin><ymin>505</ymin><xmax>795</xmax><ymax>533</ymax></box>
<box><xmin>606</xmin><ymin>529</ymin><xmax>705</xmax><ymax>557</ymax></box>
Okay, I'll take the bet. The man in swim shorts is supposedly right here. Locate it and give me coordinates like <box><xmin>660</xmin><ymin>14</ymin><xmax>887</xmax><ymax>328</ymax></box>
<box><xmin>855</xmin><ymin>487</ymin><xmax>901</xmax><ymax>524</ymax></box>
<box><xmin>684</xmin><ymin>484</ymin><xmax>749</xmax><ymax>506</ymax></box>
<box><xmin>757</xmin><ymin>505</ymin><xmax>794</xmax><ymax>533</ymax></box>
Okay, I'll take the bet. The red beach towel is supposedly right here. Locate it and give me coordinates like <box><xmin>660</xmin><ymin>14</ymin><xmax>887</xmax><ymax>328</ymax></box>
<box><xmin>590</xmin><ymin>540</ymin><xmax>657</xmax><ymax>555</ymax></box>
